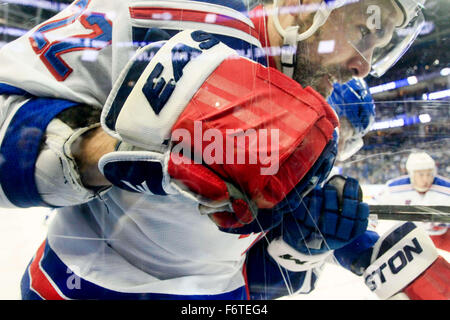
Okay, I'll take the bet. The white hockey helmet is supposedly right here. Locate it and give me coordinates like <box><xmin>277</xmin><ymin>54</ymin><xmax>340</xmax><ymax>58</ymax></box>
<box><xmin>271</xmin><ymin>0</ymin><xmax>426</xmax><ymax>78</ymax></box>
<box><xmin>405</xmin><ymin>151</ymin><xmax>436</xmax><ymax>174</ymax></box>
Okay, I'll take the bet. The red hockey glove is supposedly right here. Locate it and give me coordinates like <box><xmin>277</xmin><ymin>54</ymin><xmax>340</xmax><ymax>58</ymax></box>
<box><xmin>100</xmin><ymin>30</ymin><xmax>338</xmax><ymax>229</ymax></box>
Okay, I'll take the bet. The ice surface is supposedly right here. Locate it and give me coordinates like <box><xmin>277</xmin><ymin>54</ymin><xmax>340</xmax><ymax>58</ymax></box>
<box><xmin>2</xmin><ymin>187</ymin><xmax>446</xmax><ymax>300</ymax></box>
<box><xmin>0</xmin><ymin>207</ymin><xmax>52</xmax><ymax>300</ymax></box>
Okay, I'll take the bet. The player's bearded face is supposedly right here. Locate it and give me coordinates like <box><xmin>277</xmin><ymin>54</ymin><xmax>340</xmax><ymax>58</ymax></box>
<box><xmin>292</xmin><ymin>17</ymin><xmax>353</xmax><ymax>98</ymax></box>
<box><xmin>293</xmin><ymin>38</ymin><xmax>353</xmax><ymax>98</ymax></box>
<box><xmin>292</xmin><ymin>0</ymin><xmax>402</xmax><ymax>98</ymax></box>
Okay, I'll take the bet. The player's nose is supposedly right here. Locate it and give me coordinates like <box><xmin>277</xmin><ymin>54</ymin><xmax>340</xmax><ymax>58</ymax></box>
<box><xmin>347</xmin><ymin>54</ymin><xmax>371</xmax><ymax>78</ymax></box>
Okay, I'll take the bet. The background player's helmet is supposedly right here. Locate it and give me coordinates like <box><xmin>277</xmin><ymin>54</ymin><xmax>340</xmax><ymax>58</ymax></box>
<box><xmin>327</xmin><ymin>78</ymin><xmax>375</xmax><ymax>161</ymax></box>
<box><xmin>406</xmin><ymin>151</ymin><xmax>436</xmax><ymax>175</ymax></box>
<box><xmin>271</xmin><ymin>0</ymin><xmax>427</xmax><ymax>78</ymax></box>
<box><xmin>405</xmin><ymin>151</ymin><xmax>436</xmax><ymax>192</ymax></box>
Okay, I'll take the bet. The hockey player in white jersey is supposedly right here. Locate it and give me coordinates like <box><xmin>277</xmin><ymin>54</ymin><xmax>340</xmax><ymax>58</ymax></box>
<box><xmin>376</xmin><ymin>151</ymin><xmax>450</xmax><ymax>251</ymax></box>
<box><xmin>0</xmin><ymin>0</ymin><xmax>448</xmax><ymax>300</ymax></box>
<box><xmin>377</xmin><ymin>151</ymin><xmax>449</xmax><ymax>206</ymax></box>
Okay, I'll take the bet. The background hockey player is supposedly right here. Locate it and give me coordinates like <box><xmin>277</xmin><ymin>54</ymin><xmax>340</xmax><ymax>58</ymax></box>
<box><xmin>376</xmin><ymin>151</ymin><xmax>450</xmax><ymax>251</ymax></box>
<box><xmin>0</xmin><ymin>0</ymin><xmax>447</xmax><ymax>300</ymax></box>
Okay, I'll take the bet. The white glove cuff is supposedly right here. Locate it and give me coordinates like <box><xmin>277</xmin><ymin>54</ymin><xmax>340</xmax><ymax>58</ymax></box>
<box><xmin>268</xmin><ymin>236</ymin><xmax>332</xmax><ymax>272</ymax></box>
<box><xmin>35</xmin><ymin>119</ymin><xmax>99</xmax><ymax>206</ymax></box>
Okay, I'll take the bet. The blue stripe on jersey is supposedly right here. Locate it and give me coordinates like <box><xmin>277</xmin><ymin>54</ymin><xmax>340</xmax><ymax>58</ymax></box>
<box><xmin>0</xmin><ymin>83</ymin><xmax>30</xmax><ymax>96</ymax></box>
<box><xmin>388</xmin><ymin>176</ymin><xmax>411</xmax><ymax>187</ymax></box>
<box><xmin>22</xmin><ymin>240</ymin><xmax>248</xmax><ymax>300</ymax></box>
<box><xmin>434</xmin><ymin>176</ymin><xmax>450</xmax><ymax>188</ymax></box>
<box><xmin>20</xmin><ymin>261</ymin><xmax>45</xmax><ymax>300</ymax></box>
<box><xmin>0</xmin><ymin>95</ymin><xmax>78</xmax><ymax>207</ymax></box>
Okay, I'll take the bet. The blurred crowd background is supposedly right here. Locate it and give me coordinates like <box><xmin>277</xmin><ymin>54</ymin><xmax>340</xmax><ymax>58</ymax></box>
<box><xmin>1</xmin><ymin>0</ymin><xmax>449</xmax><ymax>186</ymax></box>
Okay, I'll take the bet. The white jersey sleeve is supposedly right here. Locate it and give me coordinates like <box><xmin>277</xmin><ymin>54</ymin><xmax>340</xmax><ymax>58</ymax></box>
<box><xmin>0</xmin><ymin>0</ymin><xmax>262</xmax><ymax>209</ymax></box>
<box><xmin>0</xmin><ymin>0</ymin><xmax>260</xmax><ymax>105</ymax></box>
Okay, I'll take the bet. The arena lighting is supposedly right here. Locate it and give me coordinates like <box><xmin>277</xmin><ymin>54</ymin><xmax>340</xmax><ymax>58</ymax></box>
<box><xmin>407</xmin><ymin>76</ymin><xmax>418</xmax><ymax>85</ymax></box>
<box><xmin>371</xmin><ymin>118</ymin><xmax>405</xmax><ymax>130</ymax></box>
<box><xmin>418</xmin><ymin>114</ymin><xmax>431</xmax><ymax>123</ymax></box>
<box><xmin>0</xmin><ymin>0</ymin><xmax>67</xmax><ymax>12</ymax></box>
<box><xmin>371</xmin><ymin>114</ymin><xmax>432</xmax><ymax>131</ymax></box>
<box><xmin>369</xmin><ymin>68</ymin><xmax>449</xmax><ymax>95</ymax></box>
<box><xmin>370</xmin><ymin>81</ymin><xmax>397</xmax><ymax>94</ymax></box>
<box><xmin>0</xmin><ymin>26</ymin><xmax>27</xmax><ymax>37</ymax></box>
<box><xmin>369</xmin><ymin>76</ymin><xmax>419</xmax><ymax>94</ymax></box>
<box><xmin>422</xmin><ymin>89</ymin><xmax>450</xmax><ymax>100</ymax></box>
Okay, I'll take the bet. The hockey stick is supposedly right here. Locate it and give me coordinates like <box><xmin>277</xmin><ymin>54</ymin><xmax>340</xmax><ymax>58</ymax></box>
<box><xmin>369</xmin><ymin>205</ymin><xmax>450</xmax><ymax>223</ymax></box>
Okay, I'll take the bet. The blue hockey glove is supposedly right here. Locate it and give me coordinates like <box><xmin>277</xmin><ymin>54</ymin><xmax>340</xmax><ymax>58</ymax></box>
<box><xmin>327</xmin><ymin>78</ymin><xmax>375</xmax><ymax>161</ymax></box>
<box><xmin>282</xmin><ymin>175</ymin><xmax>370</xmax><ymax>254</ymax></box>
